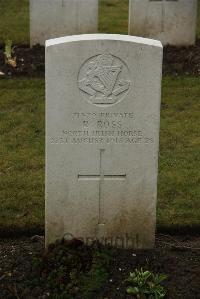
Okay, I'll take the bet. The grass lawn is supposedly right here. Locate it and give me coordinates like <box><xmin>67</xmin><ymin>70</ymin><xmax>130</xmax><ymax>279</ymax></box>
<box><xmin>158</xmin><ymin>76</ymin><xmax>200</xmax><ymax>228</ymax></box>
<box><xmin>0</xmin><ymin>77</ymin><xmax>199</xmax><ymax>230</ymax></box>
<box><xmin>0</xmin><ymin>0</ymin><xmax>199</xmax><ymax>231</ymax></box>
<box><xmin>0</xmin><ymin>0</ymin><xmax>200</xmax><ymax>44</ymax></box>
<box><xmin>0</xmin><ymin>79</ymin><xmax>45</xmax><ymax>230</ymax></box>
<box><xmin>0</xmin><ymin>0</ymin><xmax>29</xmax><ymax>44</ymax></box>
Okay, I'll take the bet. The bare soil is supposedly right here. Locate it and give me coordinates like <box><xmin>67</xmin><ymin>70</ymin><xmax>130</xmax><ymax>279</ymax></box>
<box><xmin>1</xmin><ymin>40</ymin><xmax>200</xmax><ymax>77</ymax></box>
<box><xmin>0</xmin><ymin>234</ymin><xmax>199</xmax><ymax>299</ymax></box>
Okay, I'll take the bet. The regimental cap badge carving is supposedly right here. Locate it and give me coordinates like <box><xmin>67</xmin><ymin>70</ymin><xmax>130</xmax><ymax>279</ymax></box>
<box><xmin>78</xmin><ymin>53</ymin><xmax>131</xmax><ymax>107</ymax></box>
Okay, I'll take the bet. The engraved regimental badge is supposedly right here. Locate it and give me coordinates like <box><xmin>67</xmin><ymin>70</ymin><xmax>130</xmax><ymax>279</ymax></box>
<box><xmin>78</xmin><ymin>53</ymin><xmax>130</xmax><ymax>106</ymax></box>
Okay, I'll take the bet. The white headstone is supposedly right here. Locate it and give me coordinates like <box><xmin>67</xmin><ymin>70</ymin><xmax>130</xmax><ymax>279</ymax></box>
<box><xmin>30</xmin><ymin>0</ymin><xmax>98</xmax><ymax>46</ymax></box>
<box><xmin>129</xmin><ymin>0</ymin><xmax>197</xmax><ymax>46</ymax></box>
<box><xmin>46</xmin><ymin>34</ymin><xmax>163</xmax><ymax>249</ymax></box>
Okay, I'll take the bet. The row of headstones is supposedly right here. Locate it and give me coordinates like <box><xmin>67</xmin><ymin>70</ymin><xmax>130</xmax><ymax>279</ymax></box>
<box><xmin>31</xmin><ymin>0</ymin><xmax>198</xmax><ymax>46</ymax></box>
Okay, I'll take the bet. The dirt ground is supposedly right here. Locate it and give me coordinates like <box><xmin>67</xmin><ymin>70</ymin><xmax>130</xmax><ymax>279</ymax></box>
<box><xmin>1</xmin><ymin>40</ymin><xmax>200</xmax><ymax>77</ymax></box>
<box><xmin>0</xmin><ymin>234</ymin><xmax>199</xmax><ymax>299</ymax></box>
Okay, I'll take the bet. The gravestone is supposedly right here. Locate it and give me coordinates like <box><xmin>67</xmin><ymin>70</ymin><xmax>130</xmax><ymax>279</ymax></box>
<box><xmin>30</xmin><ymin>0</ymin><xmax>98</xmax><ymax>46</ymax></box>
<box><xmin>46</xmin><ymin>34</ymin><xmax>163</xmax><ymax>249</ymax></box>
<box><xmin>129</xmin><ymin>0</ymin><xmax>197</xmax><ymax>45</ymax></box>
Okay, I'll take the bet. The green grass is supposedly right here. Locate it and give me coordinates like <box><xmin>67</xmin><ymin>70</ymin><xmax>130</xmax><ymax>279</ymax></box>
<box><xmin>0</xmin><ymin>0</ymin><xmax>200</xmax><ymax>44</ymax></box>
<box><xmin>197</xmin><ymin>0</ymin><xmax>200</xmax><ymax>38</ymax></box>
<box><xmin>0</xmin><ymin>77</ymin><xmax>199</xmax><ymax>230</ymax></box>
<box><xmin>99</xmin><ymin>0</ymin><xmax>129</xmax><ymax>34</ymax></box>
<box><xmin>0</xmin><ymin>0</ymin><xmax>29</xmax><ymax>44</ymax></box>
<box><xmin>0</xmin><ymin>78</ymin><xmax>45</xmax><ymax>229</ymax></box>
<box><xmin>158</xmin><ymin>76</ymin><xmax>200</xmax><ymax>227</ymax></box>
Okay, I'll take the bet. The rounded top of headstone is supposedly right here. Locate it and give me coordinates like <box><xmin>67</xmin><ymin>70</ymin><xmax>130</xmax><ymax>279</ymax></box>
<box><xmin>45</xmin><ymin>34</ymin><xmax>163</xmax><ymax>48</ymax></box>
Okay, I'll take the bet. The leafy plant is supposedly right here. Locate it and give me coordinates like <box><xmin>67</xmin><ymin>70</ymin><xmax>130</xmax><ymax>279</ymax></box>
<box><xmin>4</xmin><ymin>39</ymin><xmax>17</xmax><ymax>67</ymax></box>
<box><xmin>80</xmin><ymin>251</ymin><xmax>111</xmax><ymax>298</ymax></box>
<box><xmin>125</xmin><ymin>268</ymin><xmax>167</xmax><ymax>299</ymax></box>
<box><xmin>29</xmin><ymin>239</ymin><xmax>111</xmax><ymax>299</ymax></box>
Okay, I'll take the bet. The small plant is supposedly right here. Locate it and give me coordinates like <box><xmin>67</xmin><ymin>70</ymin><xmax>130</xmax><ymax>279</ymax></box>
<box><xmin>4</xmin><ymin>39</ymin><xmax>17</xmax><ymax>68</ymax></box>
<box><xmin>28</xmin><ymin>239</ymin><xmax>111</xmax><ymax>299</ymax></box>
<box><xmin>125</xmin><ymin>268</ymin><xmax>167</xmax><ymax>299</ymax></box>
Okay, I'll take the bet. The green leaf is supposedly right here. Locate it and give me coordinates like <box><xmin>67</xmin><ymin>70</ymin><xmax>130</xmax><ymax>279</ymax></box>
<box><xmin>127</xmin><ymin>286</ymin><xmax>139</xmax><ymax>295</ymax></box>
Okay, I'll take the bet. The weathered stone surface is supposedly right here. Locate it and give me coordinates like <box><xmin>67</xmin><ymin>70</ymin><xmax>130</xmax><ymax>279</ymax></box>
<box><xmin>30</xmin><ymin>0</ymin><xmax>98</xmax><ymax>46</ymax></box>
<box><xmin>46</xmin><ymin>34</ymin><xmax>163</xmax><ymax>248</ymax></box>
<box><xmin>129</xmin><ymin>0</ymin><xmax>197</xmax><ymax>46</ymax></box>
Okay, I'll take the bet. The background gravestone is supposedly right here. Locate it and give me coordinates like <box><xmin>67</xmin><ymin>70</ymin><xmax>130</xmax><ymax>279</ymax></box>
<box><xmin>129</xmin><ymin>0</ymin><xmax>198</xmax><ymax>46</ymax></box>
<box><xmin>46</xmin><ymin>34</ymin><xmax>163</xmax><ymax>249</ymax></box>
<box><xmin>30</xmin><ymin>0</ymin><xmax>98</xmax><ymax>46</ymax></box>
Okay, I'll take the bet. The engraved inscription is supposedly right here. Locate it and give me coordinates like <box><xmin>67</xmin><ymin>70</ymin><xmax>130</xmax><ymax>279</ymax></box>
<box><xmin>49</xmin><ymin>111</ymin><xmax>154</xmax><ymax>145</ymax></box>
<box><xmin>78</xmin><ymin>53</ymin><xmax>130</xmax><ymax>107</ymax></box>
<box><xmin>64</xmin><ymin>233</ymin><xmax>139</xmax><ymax>249</ymax></box>
<box><xmin>50</xmin><ymin>131</ymin><xmax>153</xmax><ymax>145</ymax></box>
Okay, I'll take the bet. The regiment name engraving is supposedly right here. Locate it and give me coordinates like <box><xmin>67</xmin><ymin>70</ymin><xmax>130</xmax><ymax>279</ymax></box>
<box><xmin>49</xmin><ymin>111</ymin><xmax>154</xmax><ymax>145</ymax></box>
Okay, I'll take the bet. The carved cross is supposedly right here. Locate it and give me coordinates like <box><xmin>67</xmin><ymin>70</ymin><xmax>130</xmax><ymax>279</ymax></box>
<box><xmin>78</xmin><ymin>149</ymin><xmax>126</xmax><ymax>225</ymax></box>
